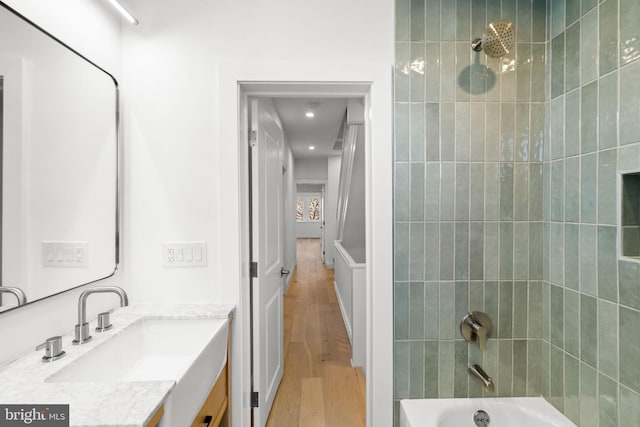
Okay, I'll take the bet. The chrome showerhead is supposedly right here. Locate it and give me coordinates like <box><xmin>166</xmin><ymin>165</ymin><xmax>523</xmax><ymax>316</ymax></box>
<box><xmin>471</xmin><ymin>20</ymin><xmax>515</xmax><ymax>58</ymax></box>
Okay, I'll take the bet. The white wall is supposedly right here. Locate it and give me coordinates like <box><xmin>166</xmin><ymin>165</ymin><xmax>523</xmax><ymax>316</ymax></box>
<box><xmin>0</xmin><ymin>0</ymin><xmax>122</xmax><ymax>365</ymax></box>
<box><xmin>294</xmin><ymin>157</ymin><xmax>328</xmax><ymax>180</ymax></box>
<box><xmin>295</xmin><ymin>192</ymin><xmax>322</xmax><ymax>238</ymax></box>
<box><xmin>341</xmin><ymin>128</ymin><xmax>366</xmax><ymax>262</ymax></box>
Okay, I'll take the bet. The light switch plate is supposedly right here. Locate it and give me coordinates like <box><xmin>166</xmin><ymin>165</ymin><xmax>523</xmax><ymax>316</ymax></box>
<box><xmin>43</xmin><ymin>241</ymin><xmax>89</xmax><ymax>268</ymax></box>
<box><xmin>162</xmin><ymin>242</ymin><xmax>207</xmax><ymax>267</ymax></box>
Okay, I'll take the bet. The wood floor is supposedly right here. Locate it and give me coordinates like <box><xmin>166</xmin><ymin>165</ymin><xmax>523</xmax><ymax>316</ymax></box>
<box><xmin>266</xmin><ymin>238</ymin><xmax>366</xmax><ymax>427</ymax></box>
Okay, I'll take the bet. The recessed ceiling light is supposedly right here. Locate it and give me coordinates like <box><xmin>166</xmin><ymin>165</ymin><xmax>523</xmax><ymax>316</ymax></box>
<box><xmin>106</xmin><ymin>0</ymin><xmax>139</xmax><ymax>25</ymax></box>
<box><xmin>309</xmin><ymin>146</ymin><xmax>315</xmax><ymax>150</ymax></box>
<box><xmin>305</xmin><ymin>111</ymin><xmax>315</xmax><ymax>118</ymax></box>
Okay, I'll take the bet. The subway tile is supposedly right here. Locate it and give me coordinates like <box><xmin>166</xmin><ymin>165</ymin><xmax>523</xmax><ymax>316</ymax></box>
<box><xmin>456</xmin><ymin>0</ymin><xmax>471</xmax><ymax>41</ymax></box>
<box><xmin>485</xmin><ymin>103</ymin><xmax>501</xmax><ymax>161</ymax></box>
<box><xmin>410</xmin><ymin>162</ymin><xmax>425</xmax><ymax>220</ymax></box>
<box><xmin>530</xmin><ymin>103</ymin><xmax>545</xmax><ymax>160</ymax></box>
<box><xmin>513</xmin><ymin>340</ymin><xmax>527</xmax><ymax>395</ymax></box>
<box><xmin>484</xmin><ymin>281</ymin><xmax>499</xmax><ymax>337</ymax></box>
<box><xmin>599</xmin><ymin>375</ymin><xmax>618</xmax><ymax>427</ymax></box>
<box><xmin>497</xmin><ymin>340</ymin><xmax>514</xmax><ymax>397</ymax></box>
<box><xmin>485</xmin><ymin>55</ymin><xmax>502</xmax><ymax>102</ymax></box>
<box><xmin>516</xmin><ymin>44</ymin><xmax>532</xmax><ymax>102</ymax></box>
<box><xmin>550</xmin><ymin>345</ymin><xmax>564</xmax><ymax>411</ymax></box>
<box><xmin>513</xmin><ymin>281</ymin><xmax>528</xmax><ymax>337</ymax></box>
<box><xmin>515</xmin><ymin>103</ymin><xmax>530</xmax><ymax>161</ymax></box>
<box><xmin>425</xmin><ymin>0</ymin><xmax>441</xmax><ymax>42</ymax></box>
<box><xmin>440</xmin><ymin>222</ymin><xmax>455</xmax><ymax>279</ymax></box>
<box><xmin>619</xmin><ymin>385</ymin><xmax>640</xmax><ymax>427</ymax></box>
<box><xmin>396</xmin><ymin>0</ymin><xmax>411</xmax><ymax>41</ymax></box>
<box><xmin>531</xmin><ymin>0</ymin><xmax>546</xmax><ymax>42</ymax></box>
<box><xmin>394</xmin><ymin>341</ymin><xmax>410</xmax><ymax>398</ymax></box>
<box><xmin>597</xmin><ymin>226</ymin><xmax>618</xmax><ymax>302</ymax></box>
<box><xmin>516</xmin><ymin>0</ymin><xmax>532</xmax><ymax>42</ymax></box>
<box><xmin>513</xmin><ymin>224</ymin><xmax>529</xmax><ymax>280</ymax></box>
<box><xmin>620</xmin><ymin>306</ymin><xmax>640</xmax><ymax>393</ymax></box>
<box><xmin>620</xmin><ymin>0</ymin><xmax>640</xmax><ymax>65</ymax></box>
<box><xmin>580</xmin><ymin>363</ymin><xmax>599</xmax><ymax>427</ymax></box>
<box><xmin>470</xmin><ymin>0</ymin><xmax>485</xmax><ymax>44</ymax></box>
<box><xmin>440</xmin><ymin>43</ymin><xmax>456</xmax><ymax>101</ymax></box>
<box><xmin>425</xmin><ymin>44</ymin><xmax>441</xmax><ymax>101</ymax></box>
<box><xmin>409</xmin><ymin>340</ymin><xmax>426</xmax><ymax>397</ymax></box>
<box><xmin>542</xmin><ymin>282</ymin><xmax>550</xmax><ymax>341</ymax></box>
<box><xmin>564</xmin><ymin>89</ymin><xmax>580</xmax><ymax>157</ymax></box>
<box><xmin>439</xmin><ymin>281</ymin><xmax>455</xmax><ymax>339</ymax></box>
<box><xmin>599</xmin><ymin>0</ymin><xmax>619</xmax><ymax>76</ymax></box>
<box><xmin>438</xmin><ymin>340</ymin><xmax>455</xmax><ymax>397</ymax></box>
<box><xmin>500</xmin><ymin>103</ymin><xmax>516</xmax><ymax>162</ymax></box>
<box><xmin>499</xmin><ymin>281</ymin><xmax>514</xmax><ymax>338</ymax></box>
<box><xmin>410</xmin><ymin>223</ymin><xmax>425</xmax><ymax>280</ymax></box>
<box><xmin>424</xmin><ymin>223</ymin><xmax>440</xmax><ymax>280</ymax></box>
<box><xmin>455</xmin><ymin>223</ymin><xmax>470</xmax><ymax>280</ymax></box>
<box><xmin>565</xmin><ymin>22</ymin><xmax>580</xmax><ymax>92</ymax></box>
<box><xmin>551</xmin><ymin>160</ymin><xmax>565</xmax><ymax>221</ymax></box>
<box><xmin>456</xmin><ymin>103</ymin><xmax>471</xmax><ymax>161</ymax></box>
<box><xmin>565</xmin><ymin>288</ymin><xmax>580</xmax><ymax>357</ymax></box>
<box><xmin>440</xmin><ymin>0</ymin><xmax>456</xmax><ymax>41</ymax></box>
<box><xmin>484</xmin><ymin>222</ymin><xmax>499</xmax><ymax>280</ymax></box>
<box><xmin>454</xmin><ymin>339</ymin><xmax>469</xmax><ymax>398</ymax></box>
<box><xmin>564</xmin><ymin>354</ymin><xmax>580</xmax><ymax>424</ymax></box>
<box><xmin>454</xmin><ymin>281</ymin><xmax>469</xmax><ymax>328</ymax></box>
<box><xmin>550</xmin><ymin>97</ymin><xmax>565</xmax><ymax>160</ymax></box>
<box><xmin>410</xmin><ymin>44</ymin><xmax>426</xmax><ymax>102</ymax></box>
<box><xmin>580</xmin><ymin>293</ymin><xmax>598</xmax><ymax>368</ymax></box>
<box><xmin>581</xmin><ymin>153</ymin><xmax>598</xmax><ymax>223</ymax></box>
<box><xmin>529</xmin><ymin>223</ymin><xmax>543</xmax><ymax>280</ymax></box>
<box><xmin>409</xmin><ymin>282</ymin><xmax>425</xmax><ymax>339</ymax></box>
<box><xmin>425</xmin><ymin>162</ymin><xmax>440</xmax><ymax>220</ymax></box>
<box><xmin>564</xmin><ymin>224</ymin><xmax>580</xmax><ymax>292</ymax></box>
<box><xmin>580</xmin><ymin>225</ymin><xmax>598</xmax><ymax>296</ymax></box>
<box><xmin>550</xmin><ymin>222</ymin><xmax>565</xmax><ymax>286</ymax></box>
<box><xmin>619</xmin><ymin>143</ymin><xmax>640</xmax><ymax>171</ymax></box>
<box><xmin>441</xmin><ymin>103</ymin><xmax>455</xmax><ymax>160</ymax></box>
<box><xmin>500</xmin><ymin>223</ymin><xmax>514</xmax><ymax>280</ymax></box>
<box><xmin>541</xmin><ymin>340</ymin><xmax>550</xmax><ymax>397</ymax></box>
<box><xmin>529</xmin><ymin>163</ymin><xmax>543</xmax><ymax>221</ymax></box>
<box><xmin>551</xmin><ymin>0</ymin><xmax>566</xmax><ymax>39</ymax></box>
<box><xmin>580</xmin><ymin>10</ymin><xmax>598</xmax><ymax>84</ymax></box>
<box><xmin>455</xmin><ymin>43</ymin><xmax>471</xmax><ymax>102</ymax></box>
<box><xmin>470</xmin><ymin>163</ymin><xmax>484</xmax><ymax>221</ymax></box>
<box><xmin>411</xmin><ymin>0</ymin><xmax>426</xmax><ymax>41</ymax></box>
<box><xmin>485</xmin><ymin>163</ymin><xmax>500</xmax><ymax>221</ymax></box>
<box><xmin>410</xmin><ymin>103</ymin><xmax>425</xmax><ymax>161</ymax></box>
<box><xmin>620</xmin><ymin>60</ymin><xmax>640</xmax><ymax>145</ymax></box>
<box><xmin>395</xmin><ymin>102</ymin><xmax>410</xmax><ymax>160</ymax></box>
<box><xmin>395</xmin><ymin>223</ymin><xmax>410</xmax><ymax>281</ymax></box>
<box><xmin>425</xmin><ymin>103</ymin><xmax>440</xmax><ymax>160</ymax></box>
<box><xmin>551</xmin><ymin>34</ymin><xmax>565</xmax><ymax>98</ymax></box>
<box><xmin>598</xmin><ymin>299</ymin><xmax>619</xmax><ymax>380</ymax></box>
<box><xmin>455</xmin><ymin>163</ymin><xmax>470</xmax><ymax>220</ymax></box>
<box><xmin>395</xmin><ymin>282</ymin><xmax>410</xmax><ymax>339</ymax></box>
<box><xmin>395</xmin><ymin>44</ymin><xmax>411</xmax><ymax>102</ymax></box>
<box><xmin>581</xmin><ymin>81</ymin><xmax>598</xmax><ymax>154</ymax></box>
<box><xmin>470</xmin><ymin>222</ymin><xmax>484</xmax><ymax>280</ymax></box>
<box><xmin>514</xmin><ymin>163</ymin><xmax>529</xmax><ymax>220</ymax></box>
<box><xmin>527</xmin><ymin>339</ymin><xmax>542</xmax><ymax>396</ymax></box>
<box><xmin>528</xmin><ymin>281</ymin><xmax>543</xmax><ymax>338</ymax></box>
<box><xmin>619</xmin><ymin>260</ymin><xmax>640</xmax><ymax>311</ymax></box>
<box><xmin>500</xmin><ymin>163</ymin><xmax>514</xmax><ymax>221</ymax></box>
<box><xmin>550</xmin><ymin>284</ymin><xmax>564</xmax><ymax>348</ymax></box>
<box><xmin>424</xmin><ymin>341</ymin><xmax>439</xmax><ymax>397</ymax></box>
<box><xmin>395</xmin><ymin>163</ymin><xmax>410</xmax><ymax>221</ymax></box>
<box><xmin>565</xmin><ymin>157</ymin><xmax>580</xmax><ymax>222</ymax></box>
<box><xmin>469</xmin><ymin>104</ymin><xmax>485</xmax><ymax>161</ymax></box>
<box><xmin>599</xmin><ymin>72</ymin><xmax>618</xmax><ymax>150</ymax></box>
<box><xmin>440</xmin><ymin>163</ymin><xmax>455</xmax><ymax>220</ymax></box>
<box><xmin>424</xmin><ymin>283</ymin><xmax>440</xmax><ymax>339</ymax></box>
<box><xmin>565</xmin><ymin>0</ymin><xmax>580</xmax><ymax>26</ymax></box>
<box><xmin>582</xmin><ymin>0</ymin><xmax>596</xmax><ymax>14</ymax></box>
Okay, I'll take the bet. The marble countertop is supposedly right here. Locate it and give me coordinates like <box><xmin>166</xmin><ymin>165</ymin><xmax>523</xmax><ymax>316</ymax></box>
<box><xmin>0</xmin><ymin>303</ymin><xmax>235</xmax><ymax>427</ymax></box>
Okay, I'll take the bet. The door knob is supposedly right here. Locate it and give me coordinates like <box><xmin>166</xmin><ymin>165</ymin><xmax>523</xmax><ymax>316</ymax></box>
<box><xmin>280</xmin><ymin>268</ymin><xmax>290</xmax><ymax>276</ymax></box>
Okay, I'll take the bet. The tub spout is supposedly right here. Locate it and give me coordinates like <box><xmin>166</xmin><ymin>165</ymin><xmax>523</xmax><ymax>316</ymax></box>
<box><xmin>469</xmin><ymin>363</ymin><xmax>494</xmax><ymax>392</ymax></box>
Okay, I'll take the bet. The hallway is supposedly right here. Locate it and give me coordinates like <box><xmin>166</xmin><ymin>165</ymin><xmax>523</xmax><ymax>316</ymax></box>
<box><xmin>266</xmin><ymin>238</ymin><xmax>366</xmax><ymax>427</ymax></box>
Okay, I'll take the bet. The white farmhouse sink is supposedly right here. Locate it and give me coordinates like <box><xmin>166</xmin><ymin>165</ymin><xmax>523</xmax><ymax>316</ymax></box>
<box><xmin>47</xmin><ymin>317</ymin><xmax>229</xmax><ymax>427</ymax></box>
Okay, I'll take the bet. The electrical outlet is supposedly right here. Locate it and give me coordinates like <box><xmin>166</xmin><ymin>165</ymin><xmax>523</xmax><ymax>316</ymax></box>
<box><xmin>163</xmin><ymin>242</ymin><xmax>207</xmax><ymax>267</ymax></box>
<box><xmin>43</xmin><ymin>241</ymin><xmax>89</xmax><ymax>268</ymax></box>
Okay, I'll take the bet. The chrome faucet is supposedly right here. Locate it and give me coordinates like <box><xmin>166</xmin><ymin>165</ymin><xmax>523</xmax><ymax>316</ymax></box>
<box><xmin>461</xmin><ymin>311</ymin><xmax>492</xmax><ymax>352</ymax></box>
<box><xmin>0</xmin><ymin>286</ymin><xmax>27</xmax><ymax>306</ymax></box>
<box><xmin>73</xmin><ymin>286</ymin><xmax>128</xmax><ymax>345</ymax></box>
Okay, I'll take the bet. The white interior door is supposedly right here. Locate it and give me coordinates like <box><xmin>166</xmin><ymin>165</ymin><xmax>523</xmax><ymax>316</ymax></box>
<box><xmin>250</xmin><ymin>98</ymin><xmax>284</xmax><ymax>427</ymax></box>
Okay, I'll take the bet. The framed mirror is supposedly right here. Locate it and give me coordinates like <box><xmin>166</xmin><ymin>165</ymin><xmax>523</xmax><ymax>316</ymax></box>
<box><xmin>0</xmin><ymin>2</ymin><xmax>119</xmax><ymax>313</ymax></box>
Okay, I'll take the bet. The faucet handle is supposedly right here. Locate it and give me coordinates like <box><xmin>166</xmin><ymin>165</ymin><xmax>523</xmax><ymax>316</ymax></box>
<box><xmin>36</xmin><ymin>336</ymin><xmax>66</xmax><ymax>362</ymax></box>
<box><xmin>461</xmin><ymin>311</ymin><xmax>492</xmax><ymax>351</ymax></box>
<box><xmin>95</xmin><ymin>309</ymin><xmax>115</xmax><ymax>332</ymax></box>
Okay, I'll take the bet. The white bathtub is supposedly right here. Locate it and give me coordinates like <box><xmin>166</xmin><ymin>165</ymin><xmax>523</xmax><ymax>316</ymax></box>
<box><xmin>400</xmin><ymin>397</ymin><xmax>576</xmax><ymax>427</ymax></box>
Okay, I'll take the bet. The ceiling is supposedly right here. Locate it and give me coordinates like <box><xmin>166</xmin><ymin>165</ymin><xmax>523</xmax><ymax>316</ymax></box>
<box><xmin>273</xmin><ymin>98</ymin><xmax>347</xmax><ymax>159</ymax></box>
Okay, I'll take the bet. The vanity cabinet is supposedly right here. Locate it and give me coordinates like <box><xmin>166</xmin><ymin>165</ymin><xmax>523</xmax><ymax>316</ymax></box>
<box><xmin>190</xmin><ymin>363</ymin><xmax>228</xmax><ymax>427</ymax></box>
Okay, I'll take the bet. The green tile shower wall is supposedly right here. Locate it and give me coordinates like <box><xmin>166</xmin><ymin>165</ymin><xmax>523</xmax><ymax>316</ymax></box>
<box><xmin>395</xmin><ymin>0</ymin><xmax>640</xmax><ymax>425</ymax></box>
<box><xmin>394</xmin><ymin>0</ymin><xmax>546</xmax><ymax>423</ymax></box>
<box><xmin>542</xmin><ymin>1</ymin><xmax>640</xmax><ymax>426</ymax></box>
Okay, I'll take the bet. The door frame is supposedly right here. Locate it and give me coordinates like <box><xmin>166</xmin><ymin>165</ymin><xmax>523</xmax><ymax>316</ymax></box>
<box><xmin>218</xmin><ymin>62</ymin><xmax>393</xmax><ymax>427</ymax></box>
